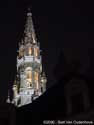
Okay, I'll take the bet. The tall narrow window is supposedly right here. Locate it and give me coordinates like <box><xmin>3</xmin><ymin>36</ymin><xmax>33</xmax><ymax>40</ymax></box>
<box><xmin>19</xmin><ymin>48</ymin><xmax>24</xmax><ymax>57</ymax></box>
<box><xmin>28</xmin><ymin>47</ymin><xmax>32</xmax><ymax>55</ymax></box>
<box><xmin>25</xmin><ymin>46</ymin><xmax>32</xmax><ymax>56</ymax></box>
<box><xmin>26</xmin><ymin>70</ymin><xmax>32</xmax><ymax>87</ymax></box>
<box><xmin>34</xmin><ymin>72</ymin><xmax>39</xmax><ymax>89</ymax></box>
<box><xmin>34</xmin><ymin>47</ymin><xmax>39</xmax><ymax>57</ymax></box>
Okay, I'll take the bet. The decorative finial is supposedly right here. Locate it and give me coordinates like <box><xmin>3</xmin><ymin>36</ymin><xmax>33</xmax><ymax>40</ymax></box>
<box><xmin>27</xmin><ymin>8</ymin><xmax>32</xmax><ymax>16</ymax></box>
<box><xmin>43</xmin><ymin>72</ymin><xmax>46</xmax><ymax>77</ymax></box>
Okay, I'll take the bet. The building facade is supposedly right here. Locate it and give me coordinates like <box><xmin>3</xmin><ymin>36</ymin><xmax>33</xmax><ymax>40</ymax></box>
<box><xmin>7</xmin><ymin>10</ymin><xmax>47</xmax><ymax>107</ymax></box>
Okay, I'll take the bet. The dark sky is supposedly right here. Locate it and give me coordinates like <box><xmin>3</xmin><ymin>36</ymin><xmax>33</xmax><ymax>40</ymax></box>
<box><xmin>0</xmin><ymin>0</ymin><xmax>94</xmax><ymax>103</ymax></box>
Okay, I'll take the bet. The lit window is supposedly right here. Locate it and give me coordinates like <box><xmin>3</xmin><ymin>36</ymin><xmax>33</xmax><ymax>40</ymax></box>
<box><xmin>34</xmin><ymin>72</ymin><xmax>39</xmax><ymax>89</ymax></box>
<box><xmin>34</xmin><ymin>47</ymin><xmax>39</xmax><ymax>57</ymax></box>
<box><xmin>34</xmin><ymin>72</ymin><xmax>39</xmax><ymax>82</ymax></box>
<box><xmin>19</xmin><ymin>48</ymin><xmax>24</xmax><ymax>57</ymax></box>
<box><xmin>25</xmin><ymin>47</ymin><xmax>32</xmax><ymax>56</ymax></box>
<box><xmin>28</xmin><ymin>47</ymin><xmax>32</xmax><ymax>55</ymax></box>
<box><xmin>26</xmin><ymin>70</ymin><xmax>32</xmax><ymax>85</ymax></box>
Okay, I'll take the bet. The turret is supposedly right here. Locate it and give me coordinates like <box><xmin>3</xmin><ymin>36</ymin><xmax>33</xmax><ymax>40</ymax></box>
<box><xmin>41</xmin><ymin>72</ymin><xmax>47</xmax><ymax>92</ymax></box>
<box><xmin>6</xmin><ymin>90</ymin><xmax>11</xmax><ymax>103</ymax></box>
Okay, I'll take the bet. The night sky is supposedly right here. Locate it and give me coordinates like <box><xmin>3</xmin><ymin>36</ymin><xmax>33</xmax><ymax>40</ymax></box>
<box><xmin>0</xmin><ymin>0</ymin><xmax>94</xmax><ymax>103</ymax></box>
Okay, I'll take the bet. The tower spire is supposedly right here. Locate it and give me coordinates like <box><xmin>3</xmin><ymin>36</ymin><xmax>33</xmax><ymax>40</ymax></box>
<box><xmin>8</xmin><ymin>9</ymin><xmax>47</xmax><ymax>107</ymax></box>
<box><xmin>24</xmin><ymin>9</ymin><xmax>36</xmax><ymax>44</ymax></box>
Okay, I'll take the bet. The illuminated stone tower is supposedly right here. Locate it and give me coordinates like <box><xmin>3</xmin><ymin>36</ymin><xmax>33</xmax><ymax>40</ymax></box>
<box><xmin>7</xmin><ymin>10</ymin><xmax>47</xmax><ymax>107</ymax></box>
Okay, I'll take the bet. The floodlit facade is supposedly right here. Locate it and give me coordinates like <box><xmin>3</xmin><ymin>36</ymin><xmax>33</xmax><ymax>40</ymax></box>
<box><xmin>7</xmin><ymin>10</ymin><xmax>47</xmax><ymax>107</ymax></box>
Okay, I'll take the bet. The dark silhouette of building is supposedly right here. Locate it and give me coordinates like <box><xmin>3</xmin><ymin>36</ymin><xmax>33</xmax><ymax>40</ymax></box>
<box><xmin>15</xmin><ymin>52</ymin><xmax>94</xmax><ymax>125</ymax></box>
<box><xmin>0</xmin><ymin>103</ymin><xmax>16</xmax><ymax>125</ymax></box>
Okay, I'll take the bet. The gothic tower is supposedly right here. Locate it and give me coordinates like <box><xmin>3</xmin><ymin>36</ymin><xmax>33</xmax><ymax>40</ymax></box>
<box><xmin>7</xmin><ymin>9</ymin><xmax>47</xmax><ymax>107</ymax></box>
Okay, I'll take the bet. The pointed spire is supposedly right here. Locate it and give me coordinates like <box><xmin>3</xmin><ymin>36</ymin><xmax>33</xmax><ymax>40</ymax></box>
<box><xmin>24</xmin><ymin>8</ymin><xmax>37</xmax><ymax>44</ymax></box>
<box><xmin>6</xmin><ymin>91</ymin><xmax>10</xmax><ymax>103</ymax></box>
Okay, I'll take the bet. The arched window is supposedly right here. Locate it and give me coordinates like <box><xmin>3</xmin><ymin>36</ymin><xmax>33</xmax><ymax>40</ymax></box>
<box><xmin>26</xmin><ymin>70</ymin><xmax>32</xmax><ymax>82</ymax></box>
<box><xmin>25</xmin><ymin>67</ymin><xmax>32</xmax><ymax>87</ymax></box>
